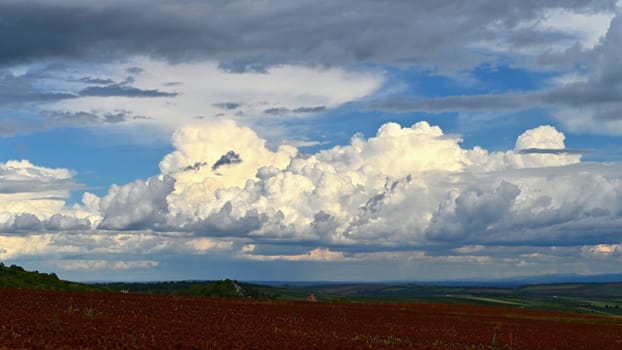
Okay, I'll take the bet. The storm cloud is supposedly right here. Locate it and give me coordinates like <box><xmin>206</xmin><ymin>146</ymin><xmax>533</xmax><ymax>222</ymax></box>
<box><xmin>0</xmin><ymin>0</ymin><xmax>615</xmax><ymax>69</ymax></box>
<box><xmin>79</xmin><ymin>83</ymin><xmax>177</xmax><ymax>98</ymax></box>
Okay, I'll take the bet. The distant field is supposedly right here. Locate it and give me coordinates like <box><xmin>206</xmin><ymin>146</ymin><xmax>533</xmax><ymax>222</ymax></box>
<box><xmin>1</xmin><ymin>288</ymin><xmax>621</xmax><ymax>349</ymax></box>
<box><xmin>248</xmin><ymin>282</ymin><xmax>622</xmax><ymax>315</ymax></box>
<box><xmin>243</xmin><ymin>282</ymin><xmax>622</xmax><ymax>317</ymax></box>
<box><xmin>518</xmin><ymin>283</ymin><xmax>622</xmax><ymax>298</ymax></box>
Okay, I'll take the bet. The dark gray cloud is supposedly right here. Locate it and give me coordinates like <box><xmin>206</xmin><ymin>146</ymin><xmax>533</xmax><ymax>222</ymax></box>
<box><xmin>29</xmin><ymin>196</ymin><xmax>70</xmax><ymax>202</ymax></box>
<box><xmin>132</xmin><ymin>115</ymin><xmax>153</xmax><ymax>120</ymax></box>
<box><xmin>126</xmin><ymin>66</ymin><xmax>144</xmax><ymax>74</ymax></box>
<box><xmin>0</xmin><ymin>90</ymin><xmax>75</xmax><ymax>106</ymax></box>
<box><xmin>0</xmin><ymin>0</ymin><xmax>614</xmax><ymax>68</ymax></box>
<box><xmin>0</xmin><ymin>69</ymin><xmax>76</xmax><ymax>106</ymax></box>
<box><xmin>217</xmin><ymin>62</ymin><xmax>269</xmax><ymax>74</ymax></box>
<box><xmin>292</xmin><ymin>106</ymin><xmax>326</xmax><ymax>113</ymax></box>
<box><xmin>361</xmin><ymin>176</ymin><xmax>413</xmax><ymax>216</ymax></box>
<box><xmin>79</xmin><ymin>83</ymin><xmax>177</xmax><ymax>98</ymax></box>
<box><xmin>370</xmin><ymin>81</ymin><xmax>622</xmax><ymax>124</ymax></box>
<box><xmin>212</xmin><ymin>151</ymin><xmax>242</xmax><ymax>171</ymax></box>
<box><xmin>183</xmin><ymin>162</ymin><xmax>208</xmax><ymax>172</ymax></box>
<box><xmin>0</xmin><ymin>64</ymin><xmax>175</xmax><ymax>116</ymax></box>
<box><xmin>103</xmin><ymin>113</ymin><xmax>128</xmax><ymax>123</ymax></box>
<box><xmin>503</xmin><ymin>27</ymin><xmax>578</xmax><ymax>49</ymax></box>
<box><xmin>264</xmin><ymin>106</ymin><xmax>326</xmax><ymax>115</ymax></box>
<box><xmin>264</xmin><ymin>107</ymin><xmax>290</xmax><ymax>116</ymax></box>
<box><xmin>0</xmin><ymin>110</ymin><xmax>141</xmax><ymax>137</ymax></box>
<box><xmin>213</xmin><ymin>102</ymin><xmax>241</xmax><ymax>110</ymax></box>
<box><xmin>370</xmin><ymin>94</ymin><xmax>533</xmax><ymax>113</ymax></box>
<box><xmin>0</xmin><ymin>179</ymin><xmax>76</xmax><ymax>194</ymax></box>
<box><xmin>78</xmin><ymin>77</ymin><xmax>115</xmax><ymax>85</ymax></box>
<box><xmin>49</xmin><ymin>111</ymin><xmax>130</xmax><ymax>124</ymax></box>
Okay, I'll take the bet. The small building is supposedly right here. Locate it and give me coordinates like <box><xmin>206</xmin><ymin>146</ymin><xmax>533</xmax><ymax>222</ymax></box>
<box><xmin>307</xmin><ymin>293</ymin><xmax>318</xmax><ymax>302</ymax></box>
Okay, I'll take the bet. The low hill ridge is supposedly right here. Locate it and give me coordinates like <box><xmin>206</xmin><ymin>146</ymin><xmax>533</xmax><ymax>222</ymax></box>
<box><xmin>0</xmin><ymin>262</ymin><xmax>102</xmax><ymax>291</ymax></box>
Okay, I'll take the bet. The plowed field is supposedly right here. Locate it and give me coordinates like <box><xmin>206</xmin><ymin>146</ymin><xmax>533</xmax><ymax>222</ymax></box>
<box><xmin>1</xmin><ymin>288</ymin><xmax>621</xmax><ymax>349</ymax></box>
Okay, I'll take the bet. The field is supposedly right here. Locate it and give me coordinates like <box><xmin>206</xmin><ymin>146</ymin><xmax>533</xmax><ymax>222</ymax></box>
<box><xmin>1</xmin><ymin>288</ymin><xmax>621</xmax><ymax>349</ymax></box>
<box><xmin>254</xmin><ymin>282</ymin><xmax>622</xmax><ymax>315</ymax></box>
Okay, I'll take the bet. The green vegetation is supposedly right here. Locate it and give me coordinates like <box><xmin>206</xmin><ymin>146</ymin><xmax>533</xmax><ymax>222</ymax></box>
<box><xmin>517</xmin><ymin>283</ymin><xmax>622</xmax><ymax>298</ymax></box>
<box><xmin>0</xmin><ymin>262</ymin><xmax>274</xmax><ymax>299</ymax></box>
<box><xmin>0</xmin><ymin>262</ymin><xmax>104</xmax><ymax>292</ymax></box>
<box><xmin>97</xmin><ymin>279</ymin><xmax>277</xmax><ymax>299</ymax></box>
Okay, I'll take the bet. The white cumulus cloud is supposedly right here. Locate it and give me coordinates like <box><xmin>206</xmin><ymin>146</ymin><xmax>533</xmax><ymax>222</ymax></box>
<box><xmin>74</xmin><ymin>119</ymin><xmax>616</xmax><ymax>253</ymax></box>
<box><xmin>3</xmin><ymin>119</ymin><xmax>622</xmax><ymax>272</ymax></box>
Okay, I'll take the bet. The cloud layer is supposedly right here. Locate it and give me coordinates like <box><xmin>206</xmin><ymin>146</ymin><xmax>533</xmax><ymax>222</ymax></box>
<box><xmin>0</xmin><ymin>0</ymin><xmax>615</xmax><ymax>69</ymax></box>
<box><xmin>0</xmin><ymin>59</ymin><xmax>383</xmax><ymax>138</ymax></box>
<box><xmin>3</xmin><ymin>119</ymin><xmax>621</xmax><ymax>279</ymax></box>
<box><xmin>2</xmin><ymin>1</ymin><xmax>621</xmax><ymax>141</ymax></box>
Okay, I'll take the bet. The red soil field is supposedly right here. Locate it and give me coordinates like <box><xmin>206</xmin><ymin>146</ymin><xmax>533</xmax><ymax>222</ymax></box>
<box><xmin>1</xmin><ymin>288</ymin><xmax>621</xmax><ymax>349</ymax></box>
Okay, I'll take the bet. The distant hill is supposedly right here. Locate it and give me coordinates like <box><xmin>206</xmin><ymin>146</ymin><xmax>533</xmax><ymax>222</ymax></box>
<box><xmin>264</xmin><ymin>281</ymin><xmax>622</xmax><ymax>300</ymax></box>
<box><xmin>0</xmin><ymin>263</ymin><xmax>104</xmax><ymax>292</ymax></box>
<box><xmin>463</xmin><ymin>273</ymin><xmax>622</xmax><ymax>286</ymax></box>
<box><xmin>0</xmin><ymin>262</ymin><xmax>275</xmax><ymax>298</ymax></box>
<box><xmin>95</xmin><ymin>279</ymin><xmax>277</xmax><ymax>299</ymax></box>
<box><xmin>518</xmin><ymin>282</ymin><xmax>622</xmax><ymax>298</ymax></box>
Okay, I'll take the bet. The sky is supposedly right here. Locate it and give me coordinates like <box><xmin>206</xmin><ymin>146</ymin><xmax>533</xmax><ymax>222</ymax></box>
<box><xmin>2</xmin><ymin>0</ymin><xmax>622</xmax><ymax>282</ymax></box>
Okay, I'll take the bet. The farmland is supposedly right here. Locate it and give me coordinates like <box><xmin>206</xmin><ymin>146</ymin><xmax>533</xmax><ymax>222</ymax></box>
<box><xmin>245</xmin><ymin>281</ymin><xmax>622</xmax><ymax>316</ymax></box>
<box><xmin>1</xmin><ymin>288</ymin><xmax>621</xmax><ymax>349</ymax></box>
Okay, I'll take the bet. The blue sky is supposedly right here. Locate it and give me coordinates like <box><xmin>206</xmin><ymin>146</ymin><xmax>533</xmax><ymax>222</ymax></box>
<box><xmin>2</xmin><ymin>0</ymin><xmax>622</xmax><ymax>281</ymax></box>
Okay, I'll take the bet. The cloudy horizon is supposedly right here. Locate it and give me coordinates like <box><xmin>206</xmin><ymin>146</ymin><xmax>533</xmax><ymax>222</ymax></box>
<box><xmin>2</xmin><ymin>0</ymin><xmax>622</xmax><ymax>282</ymax></box>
